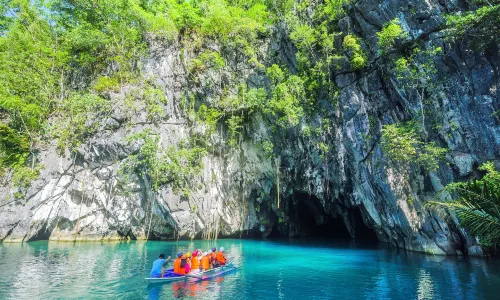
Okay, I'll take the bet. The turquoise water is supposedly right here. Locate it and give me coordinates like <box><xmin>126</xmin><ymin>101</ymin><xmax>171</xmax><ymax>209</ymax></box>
<box><xmin>0</xmin><ymin>239</ymin><xmax>499</xmax><ymax>299</ymax></box>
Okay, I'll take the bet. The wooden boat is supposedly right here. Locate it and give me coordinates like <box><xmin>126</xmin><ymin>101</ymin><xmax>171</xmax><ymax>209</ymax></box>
<box><xmin>145</xmin><ymin>260</ymin><xmax>237</xmax><ymax>283</ymax></box>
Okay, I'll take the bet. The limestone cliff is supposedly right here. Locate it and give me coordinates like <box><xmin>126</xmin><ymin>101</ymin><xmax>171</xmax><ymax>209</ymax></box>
<box><xmin>0</xmin><ymin>0</ymin><xmax>498</xmax><ymax>257</ymax></box>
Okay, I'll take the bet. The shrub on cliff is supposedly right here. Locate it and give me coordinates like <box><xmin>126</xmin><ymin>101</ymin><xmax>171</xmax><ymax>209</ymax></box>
<box><xmin>445</xmin><ymin>2</ymin><xmax>500</xmax><ymax>51</ymax></box>
<box><xmin>381</xmin><ymin>121</ymin><xmax>447</xmax><ymax>172</ymax></box>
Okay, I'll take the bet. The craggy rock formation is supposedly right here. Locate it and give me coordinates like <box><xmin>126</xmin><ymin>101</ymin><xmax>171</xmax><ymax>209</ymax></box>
<box><xmin>0</xmin><ymin>0</ymin><xmax>498</xmax><ymax>257</ymax></box>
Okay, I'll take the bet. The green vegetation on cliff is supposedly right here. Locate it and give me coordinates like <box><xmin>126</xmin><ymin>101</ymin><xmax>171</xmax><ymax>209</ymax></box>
<box><xmin>0</xmin><ymin>1</ymin><xmax>498</xmax><ymax>248</ymax></box>
<box><xmin>381</xmin><ymin>121</ymin><xmax>446</xmax><ymax>173</ymax></box>
<box><xmin>445</xmin><ymin>1</ymin><xmax>500</xmax><ymax>51</ymax></box>
<box><xmin>429</xmin><ymin>163</ymin><xmax>500</xmax><ymax>250</ymax></box>
<box><xmin>123</xmin><ymin>130</ymin><xmax>206</xmax><ymax>195</ymax></box>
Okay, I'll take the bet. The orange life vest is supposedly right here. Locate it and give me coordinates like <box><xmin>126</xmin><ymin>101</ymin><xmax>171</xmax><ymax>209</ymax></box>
<box><xmin>173</xmin><ymin>258</ymin><xmax>186</xmax><ymax>275</ymax></box>
<box><xmin>211</xmin><ymin>252</ymin><xmax>217</xmax><ymax>262</ymax></box>
<box><xmin>201</xmin><ymin>255</ymin><xmax>211</xmax><ymax>270</ymax></box>
<box><xmin>216</xmin><ymin>252</ymin><xmax>226</xmax><ymax>264</ymax></box>
<box><xmin>191</xmin><ymin>256</ymin><xmax>200</xmax><ymax>269</ymax></box>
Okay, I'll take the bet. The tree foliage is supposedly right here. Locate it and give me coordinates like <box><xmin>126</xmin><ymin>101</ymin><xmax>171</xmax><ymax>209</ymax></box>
<box><xmin>428</xmin><ymin>162</ymin><xmax>500</xmax><ymax>249</ymax></box>
<box><xmin>445</xmin><ymin>2</ymin><xmax>500</xmax><ymax>51</ymax></box>
<box><xmin>285</xmin><ymin>0</ymin><xmax>355</xmax><ymax>104</ymax></box>
<box><xmin>381</xmin><ymin>121</ymin><xmax>447</xmax><ymax>172</ymax></box>
<box><xmin>343</xmin><ymin>35</ymin><xmax>366</xmax><ymax>69</ymax></box>
<box><xmin>377</xmin><ymin>18</ymin><xmax>407</xmax><ymax>53</ymax></box>
<box><xmin>123</xmin><ymin>130</ymin><xmax>207</xmax><ymax>194</ymax></box>
<box><xmin>1</xmin><ymin>0</ymin><xmax>498</xmax><ymax>218</ymax></box>
<box><xmin>0</xmin><ymin>0</ymin><xmax>173</xmax><ymax>186</ymax></box>
<box><xmin>53</xmin><ymin>93</ymin><xmax>111</xmax><ymax>151</ymax></box>
<box><xmin>392</xmin><ymin>46</ymin><xmax>443</xmax><ymax>137</ymax></box>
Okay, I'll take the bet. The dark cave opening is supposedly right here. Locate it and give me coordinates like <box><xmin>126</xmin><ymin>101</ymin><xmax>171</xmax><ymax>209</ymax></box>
<box><xmin>285</xmin><ymin>192</ymin><xmax>378</xmax><ymax>241</ymax></box>
<box><xmin>293</xmin><ymin>197</ymin><xmax>350</xmax><ymax>238</ymax></box>
<box><xmin>348</xmin><ymin>208</ymin><xmax>379</xmax><ymax>241</ymax></box>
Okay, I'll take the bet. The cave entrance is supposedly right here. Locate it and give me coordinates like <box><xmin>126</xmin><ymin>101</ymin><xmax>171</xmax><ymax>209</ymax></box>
<box><xmin>288</xmin><ymin>192</ymin><xmax>378</xmax><ymax>241</ymax></box>
<box><xmin>292</xmin><ymin>195</ymin><xmax>350</xmax><ymax>238</ymax></box>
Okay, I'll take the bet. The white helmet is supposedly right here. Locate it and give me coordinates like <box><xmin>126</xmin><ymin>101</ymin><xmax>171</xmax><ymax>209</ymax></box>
<box><xmin>203</xmin><ymin>252</ymin><xmax>208</xmax><ymax>256</ymax></box>
<box><xmin>207</xmin><ymin>250</ymin><xmax>212</xmax><ymax>254</ymax></box>
<box><xmin>220</xmin><ymin>247</ymin><xmax>224</xmax><ymax>252</ymax></box>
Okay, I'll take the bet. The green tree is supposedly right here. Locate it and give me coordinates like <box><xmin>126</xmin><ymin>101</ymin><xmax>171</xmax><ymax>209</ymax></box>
<box><xmin>53</xmin><ymin>93</ymin><xmax>111</xmax><ymax>151</ymax></box>
<box><xmin>445</xmin><ymin>2</ymin><xmax>500</xmax><ymax>51</ymax></box>
<box><xmin>0</xmin><ymin>0</ymin><xmax>67</xmax><ymax>183</ymax></box>
<box><xmin>393</xmin><ymin>47</ymin><xmax>443</xmax><ymax>138</ymax></box>
<box><xmin>381</xmin><ymin>121</ymin><xmax>447</xmax><ymax>172</ymax></box>
<box><xmin>123</xmin><ymin>130</ymin><xmax>207</xmax><ymax>193</ymax></box>
<box><xmin>377</xmin><ymin>19</ymin><xmax>407</xmax><ymax>53</ymax></box>
<box><xmin>428</xmin><ymin>162</ymin><xmax>500</xmax><ymax>249</ymax></box>
<box><xmin>343</xmin><ymin>34</ymin><xmax>367</xmax><ymax>69</ymax></box>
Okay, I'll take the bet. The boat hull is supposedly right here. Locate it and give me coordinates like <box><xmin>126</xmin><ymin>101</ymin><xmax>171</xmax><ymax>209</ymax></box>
<box><xmin>145</xmin><ymin>264</ymin><xmax>237</xmax><ymax>283</ymax></box>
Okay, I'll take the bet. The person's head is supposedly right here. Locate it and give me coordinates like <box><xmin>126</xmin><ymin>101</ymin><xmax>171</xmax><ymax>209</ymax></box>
<box><xmin>219</xmin><ymin>247</ymin><xmax>224</xmax><ymax>253</ymax></box>
<box><xmin>192</xmin><ymin>250</ymin><xmax>198</xmax><ymax>257</ymax></box>
<box><xmin>207</xmin><ymin>250</ymin><xmax>212</xmax><ymax>255</ymax></box>
<box><xmin>159</xmin><ymin>254</ymin><xmax>165</xmax><ymax>259</ymax></box>
<box><xmin>203</xmin><ymin>252</ymin><xmax>208</xmax><ymax>256</ymax></box>
<box><xmin>186</xmin><ymin>252</ymin><xmax>191</xmax><ymax>258</ymax></box>
<box><xmin>181</xmin><ymin>255</ymin><xmax>187</xmax><ymax>259</ymax></box>
<box><xmin>212</xmin><ymin>247</ymin><xmax>216</xmax><ymax>252</ymax></box>
<box><xmin>177</xmin><ymin>252</ymin><xmax>183</xmax><ymax>258</ymax></box>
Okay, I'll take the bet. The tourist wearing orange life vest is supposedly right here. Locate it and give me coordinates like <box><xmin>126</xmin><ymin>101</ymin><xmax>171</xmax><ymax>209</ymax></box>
<box><xmin>216</xmin><ymin>247</ymin><xmax>227</xmax><ymax>265</ymax></box>
<box><xmin>210</xmin><ymin>247</ymin><xmax>217</xmax><ymax>266</ymax></box>
<box><xmin>191</xmin><ymin>250</ymin><xmax>202</xmax><ymax>272</ymax></box>
<box><xmin>201</xmin><ymin>251</ymin><xmax>212</xmax><ymax>270</ymax></box>
<box><xmin>173</xmin><ymin>252</ymin><xmax>187</xmax><ymax>275</ymax></box>
<box><xmin>184</xmin><ymin>252</ymin><xmax>192</xmax><ymax>273</ymax></box>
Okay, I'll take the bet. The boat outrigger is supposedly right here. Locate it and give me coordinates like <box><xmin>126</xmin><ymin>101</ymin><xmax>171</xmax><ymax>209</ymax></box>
<box><xmin>145</xmin><ymin>259</ymin><xmax>238</xmax><ymax>283</ymax></box>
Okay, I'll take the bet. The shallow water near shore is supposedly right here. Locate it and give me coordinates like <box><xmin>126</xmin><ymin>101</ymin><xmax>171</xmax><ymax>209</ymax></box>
<box><xmin>0</xmin><ymin>238</ymin><xmax>499</xmax><ymax>299</ymax></box>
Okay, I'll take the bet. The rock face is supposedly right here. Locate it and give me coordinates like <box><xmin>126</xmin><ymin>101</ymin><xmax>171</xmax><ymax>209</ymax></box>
<box><xmin>0</xmin><ymin>0</ymin><xmax>498</xmax><ymax>257</ymax></box>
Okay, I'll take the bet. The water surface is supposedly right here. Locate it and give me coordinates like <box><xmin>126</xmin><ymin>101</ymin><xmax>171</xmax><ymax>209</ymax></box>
<box><xmin>0</xmin><ymin>239</ymin><xmax>499</xmax><ymax>299</ymax></box>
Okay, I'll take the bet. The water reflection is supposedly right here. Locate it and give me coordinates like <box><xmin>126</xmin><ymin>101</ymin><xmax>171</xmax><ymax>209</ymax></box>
<box><xmin>416</xmin><ymin>269</ymin><xmax>434</xmax><ymax>300</ymax></box>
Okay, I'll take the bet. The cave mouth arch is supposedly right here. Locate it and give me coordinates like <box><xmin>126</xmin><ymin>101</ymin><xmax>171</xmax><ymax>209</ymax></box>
<box><xmin>281</xmin><ymin>191</ymin><xmax>378</xmax><ymax>241</ymax></box>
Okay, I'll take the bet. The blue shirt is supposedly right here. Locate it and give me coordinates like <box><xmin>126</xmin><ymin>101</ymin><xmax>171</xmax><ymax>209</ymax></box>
<box><xmin>150</xmin><ymin>258</ymin><xmax>166</xmax><ymax>278</ymax></box>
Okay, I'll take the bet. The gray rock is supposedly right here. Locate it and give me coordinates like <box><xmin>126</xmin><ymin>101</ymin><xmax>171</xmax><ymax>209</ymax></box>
<box><xmin>468</xmin><ymin>245</ymin><xmax>484</xmax><ymax>258</ymax></box>
<box><xmin>453</xmin><ymin>154</ymin><xmax>474</xmax><ymax>176</ymax></box>
<box><xmin>0</xmin><ymin>0</ymin><xmax>497</xmax><ymax>258</ymax></box>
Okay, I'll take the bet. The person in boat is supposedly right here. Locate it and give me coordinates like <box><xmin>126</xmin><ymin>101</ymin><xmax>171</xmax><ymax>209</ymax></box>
<box><xmin>150</xmin><ymin>254</ymin><xmax>172</xmax><ymax>278</ymax></box>
<box><xmin>211</xmin><ymin>247</ymin><xmax>220</xmax><ymax>267</ymax></box>
<box><xmin>173</xmin><ymin>252</ymin><xmax>186</xmax><ymax>276</ymax></box>
<box><xmin>191</xmin><ymin>250</ymin><xmax>202</xmax><ymax>272</ymax></box>
<box><xmin>216</xmin><ymin>247</ymin><xmax>227</xmax><ymax>265</ymax></box>
<box><xmin>201</xmin><ymin>251</ymin><xmax>212</xmax><ymax>271</ymax></box>
<box><xmin>180</xmin><ymin>255</ymin><xmax>189</xmax><ymax>274</ymax></box>
<box><xmin>184</xmin><ymin>252</ymin><xmax>192</xmax><ymax>274</ymax></box>
<box><xmin>210</xmin><ymin>247</ymin><xmax>217</xmax><ymax>264</ymax></box>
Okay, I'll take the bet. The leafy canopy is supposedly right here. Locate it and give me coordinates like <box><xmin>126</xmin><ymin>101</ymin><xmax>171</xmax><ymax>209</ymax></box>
<box><xmin>123</xmin><ymin>130</ymin><xmax>207</xmax><ymax>194</ymax></box>
<box><xmin>377</xmin><ymin>19</ymin><xmax>407</xmax><ymax>53</ymax></box>
<box><xmin>381</xmin><ymin>121</ymin><xmax>447</xmax><ymax>172</ymax></box>
<box><xmin>445</xmin><ymin>2</ymin><xmax>500</xmax><ymax>51</ymax></box>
